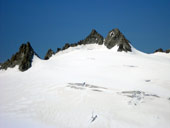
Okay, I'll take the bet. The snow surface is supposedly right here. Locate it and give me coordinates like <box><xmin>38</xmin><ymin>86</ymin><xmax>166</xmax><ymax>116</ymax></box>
<box><xmin>109</xmin><ymin>31</ymin><xmax>115</xmax><ymax>37</ymax></box>
<box><xmin>0</xmin><ymin>44</ymin><xmax>170</xmax><ymax>128</ymax></box>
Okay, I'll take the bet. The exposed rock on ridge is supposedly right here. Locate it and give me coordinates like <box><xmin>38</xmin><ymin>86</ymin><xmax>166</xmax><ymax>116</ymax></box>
<box><xmin>166</xmin><ymin>49</ymin><xmax>170</xmax><ymax>53</ymax></box>
<box><xmin>104</xmin><ymin>28</ymin><xmax>131</xmax><ymax>52</ymax></box>
<box><xmin>49</xmin><ymin>29</ymin><xmax>104</xmax><ymax>59</ymax></box>
<box><xmin>55</xmin><ymin>28</ymin><xmax>131</xmax><ymax>54</ymax></box>
<box><xmin>1</xmin><ymin>28</ymin><xmax>133</xmax><ymax>71</ymax></box>
<box><xmin>154</xmin><ymin>48</ymin><xmax>164</xmax><ymax>53</ymax></box>
<box><xmin>154</xmin><ymin>48</ymin><xmax>170</xmax><ymax>53</ymax></box>
<box><xmin>81</xmin><ymin>29</ymin><xmax>104</xmax><ymax>45</ymax></box>
<box><xmin>44</xmin><ymin>49</ymin><xmax>55</xmax><ymax>60</ymax></box>
<box><xmin>0</xmin><ymin>42</ymin><xmax>37</xmax><ymax>71</ymax></box>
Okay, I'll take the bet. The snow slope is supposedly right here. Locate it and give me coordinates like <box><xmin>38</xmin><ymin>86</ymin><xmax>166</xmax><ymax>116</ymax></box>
<box><xmin>0</xmin><ymin>44</ymin><xmax>170</xmax><ymax>128</ymax></box>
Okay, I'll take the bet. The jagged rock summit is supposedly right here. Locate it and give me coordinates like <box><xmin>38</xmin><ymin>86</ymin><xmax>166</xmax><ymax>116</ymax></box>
<box><xmin>81</xmin><ymin>29</ymin><xmax>104</xmax><ymax>45</ymax></box>
<box><xmin>104</xmin><ymin>28</ymin><xmax>131</xmax><ymax>52</ymax></box>
<box><xmin>0</xmin><ymin>42</ymin><xmax>37</xmax><ymax>71</ymax></box>
<box><xmin>57</xmin><ymin>29</ymin><xmax>104</xmax><ymax>51</ymax></box>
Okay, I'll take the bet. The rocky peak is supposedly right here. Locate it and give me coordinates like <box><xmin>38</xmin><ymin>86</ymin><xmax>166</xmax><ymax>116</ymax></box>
<box><xmin>82</xmin><ymin>29</ymin><xmax>104</xmax><ymax>45</ymax></box>
<box><xmin>0</xmin><ymin>42</ymin><xmax>37</xmax><ymax>71</ymax></box>
<box><xmin>44</xmin><ymin>49</ymin><xmax>55</xmax><ymax>60</ymax></box>
<box><xmin>58</xmin><ymin>29</ymin><xmax>104</xmax><ymax>51</ymax></box>
<box><xmin>104</xmin><ymin>28</ymin><xmax>131</xmax><ymax>52</ymax></box>
<box><xmin>90</xmin><ymin>29</ymin><xmax>98</xmax><ymax>35</ymax></box>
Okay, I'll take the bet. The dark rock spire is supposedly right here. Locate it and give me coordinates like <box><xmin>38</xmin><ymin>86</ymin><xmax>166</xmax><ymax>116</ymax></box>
<box><xmin>0</xmin><ymin>42</ymin><xmax>37</xmax><ymax>71</ymax></box>
<box><xmin>104</xmin><ymin>28</ymin><xmax>132</xmax><ymax>52</ymax></box>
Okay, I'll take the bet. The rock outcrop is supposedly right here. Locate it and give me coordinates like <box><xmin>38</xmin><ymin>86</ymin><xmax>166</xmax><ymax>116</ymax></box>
<box><xmin>56</xmin><ymin>48</ymin><xmax>61</xmax><ymax>53</ymax></box>
<box><xmin>154</xmin><ymin>48</ymin><xmax>170</xmax><ymax>53</ymax></box>
<box><xmin>44</xmin><ymin>49</ymin><xmax>55</xmax><ymax>60</ymax></box>
<box><xmin>165</xmin><ymin>49</ymin><xmax>170</xmax><ymax>53</ymax></box>
<box><xmin>81</xmin><ymin>29</ymin><xmax>104</xmax><ymax>45</ymax></box>
<box><xmin>154</xmin><ymin>48</ymin><xmax>164</xmax><ymax>53</ymax></box>
<box><xmin>0</xmin><ymin>42</ymin><xmax>37</xmax><ymax>71</ymax></box>
<box><xmin>62</xmin><ymin>43</ymin><xmax>71</xmax><ymax>50</ymax></box>
<box><xmin>58</xmin><ymin>29</ymin><xmax>104</xmax><ymax>51</ymax></box>
<box><xmin>104</xmin><ymin>28</ymin><xmax>131</xmax><ymax>52</ymax></box>
<box><xmin>1</xmin><ymin>28</ymin><xmax>134</xmax><ymax>72</ymax></box>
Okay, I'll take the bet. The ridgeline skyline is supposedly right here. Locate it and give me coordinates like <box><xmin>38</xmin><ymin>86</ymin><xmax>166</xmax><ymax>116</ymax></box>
<box><xmin>0</xmin><ymin>0</ymin><xmax>170</xmax><ymax>62</ymax></box>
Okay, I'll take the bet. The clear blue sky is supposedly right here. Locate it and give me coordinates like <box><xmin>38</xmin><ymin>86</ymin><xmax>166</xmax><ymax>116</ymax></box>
<box><xmin>0</xmin><ymin>0</ymin><xmax>170</xmax><ymax>62</ymax></box>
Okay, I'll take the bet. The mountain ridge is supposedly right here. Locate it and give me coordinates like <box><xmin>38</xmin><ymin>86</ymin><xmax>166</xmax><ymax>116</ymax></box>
<box><xmin>0</xmin><ymin>28</ymin><xmax>169</xmax><ymax>71</ymax></box>
<box><xmin>1</xmin><ymin>28</ymin><xmax>132</xmax><ymax>71</ymax></box>
<box><xmin>0</xmin><ymin>29</ymin><xmax>170</xmax><ymax>128</ymax></box>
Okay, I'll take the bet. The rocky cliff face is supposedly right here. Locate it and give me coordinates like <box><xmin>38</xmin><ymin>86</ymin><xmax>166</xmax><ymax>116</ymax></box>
<box><xmin>0</xmin><ymin>42</ymin><xmax>36</xmax><ymax>71</ymax></box>
<box><xmin>104</xmin><ymin>28</ymin><xmax>131</xmax><ymax>52</ymax></box>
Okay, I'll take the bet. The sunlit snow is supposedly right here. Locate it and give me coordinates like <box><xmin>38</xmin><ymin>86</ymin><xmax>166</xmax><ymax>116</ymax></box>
<box><xmin>0</xmin><ymin>44</ymin><xmax>170</xmax><ymax>128</ymax></box>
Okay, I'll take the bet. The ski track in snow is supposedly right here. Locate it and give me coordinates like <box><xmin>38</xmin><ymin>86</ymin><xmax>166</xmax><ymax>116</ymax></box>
<box><xmin>0</xmin><ymin>44</ymin><xmax>170</xmax><ymax>128</ymax></box>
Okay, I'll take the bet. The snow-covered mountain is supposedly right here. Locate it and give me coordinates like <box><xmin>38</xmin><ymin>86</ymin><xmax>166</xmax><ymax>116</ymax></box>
<box><xmin>0</xmin><ymin>29</ymin><xmax>170</xmax><ymax>128</ymax></box>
